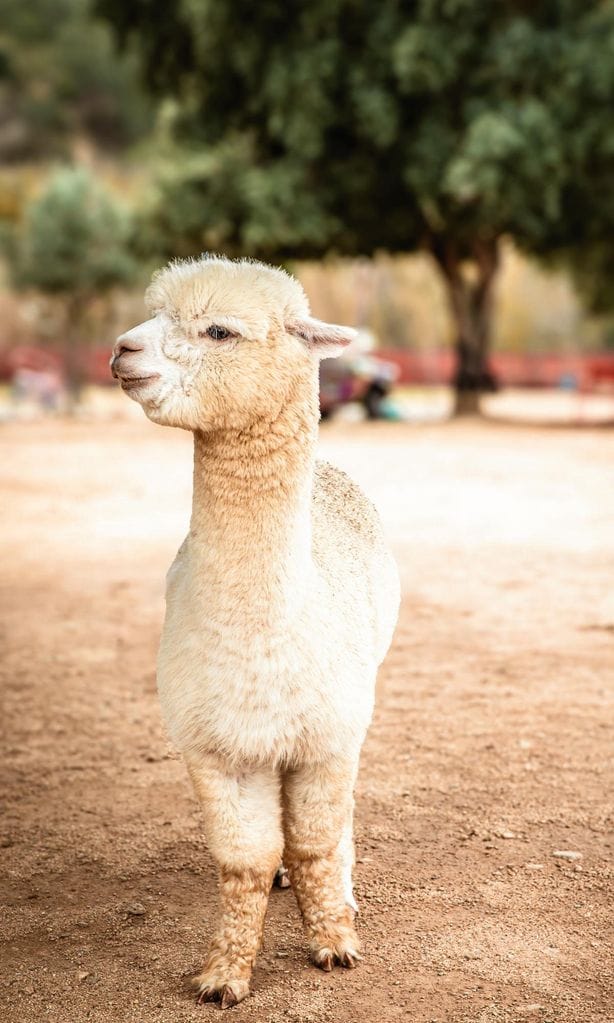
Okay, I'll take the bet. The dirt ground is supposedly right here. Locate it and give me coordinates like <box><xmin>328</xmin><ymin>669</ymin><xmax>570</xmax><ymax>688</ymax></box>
<box><xmin>1</xmin><ymin>416</ymin><xmax>612</xmax><ymax>1023</ymax></box>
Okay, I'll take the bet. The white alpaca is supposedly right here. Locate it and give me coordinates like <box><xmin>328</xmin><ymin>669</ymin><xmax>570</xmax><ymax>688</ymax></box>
<box><xmin>111</xmin><ymin>255</ymin><xmax>399</xmax><ymax>1008</ymax></box>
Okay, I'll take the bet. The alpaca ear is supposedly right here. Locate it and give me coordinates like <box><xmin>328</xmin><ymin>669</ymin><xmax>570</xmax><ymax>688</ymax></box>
<box><xmin>286</xmin><ymin>317</ymin><xmax>356</xmax><ymax>359</ymax></box>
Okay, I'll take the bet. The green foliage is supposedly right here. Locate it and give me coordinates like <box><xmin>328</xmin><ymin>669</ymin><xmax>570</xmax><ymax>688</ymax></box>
<box><xmin>139</xmin><ymin>137</ymin><xmax>339</xmax><ymax>261</ymax></box>
<box><xmin>562</xmin><ymin>242</ymin><xmax>614</xmax><ymax>316</ymax></box>
<box><xmin>11</xmin><ymin>167</ymin><xmax>137</xmax><ymax>294</ymax></box>
<box><xmin>0</xmin><ymin>0</ymin><xmax>152</xmax><ymax>161</ymax></box>
<box><xmin>98</xmin><ymin>0</ymin><xmax>614</xmax><ymax>272</ymax></box>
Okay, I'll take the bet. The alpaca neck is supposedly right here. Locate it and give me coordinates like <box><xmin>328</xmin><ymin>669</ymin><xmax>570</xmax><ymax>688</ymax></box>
<box><xmin>190</xmin><ymin>395</ymin><xmax>319</xmax><ymax>629</ymax></box>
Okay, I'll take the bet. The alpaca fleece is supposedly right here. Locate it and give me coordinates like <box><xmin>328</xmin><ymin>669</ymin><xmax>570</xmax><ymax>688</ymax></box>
<box><xmin>111</xmin><ymin>255</ymin><xmax>399</xmax><ymax>1008</ymax></box>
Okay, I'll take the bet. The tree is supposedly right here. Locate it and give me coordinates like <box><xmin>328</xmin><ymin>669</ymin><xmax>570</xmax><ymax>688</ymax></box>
<box><xmin>8</xmin><ymin>167</ymin><xmax>137</xmax><ymax>405</ymax></box>
<box><xmin>99</xmin><ymin>0</ymin><xmax>614</xmax><ymax>413</ymax></box>
<box><xmin>0</xmin><ymin>0</ymin><xmax>152</xmax><ymax>162</ymax></box>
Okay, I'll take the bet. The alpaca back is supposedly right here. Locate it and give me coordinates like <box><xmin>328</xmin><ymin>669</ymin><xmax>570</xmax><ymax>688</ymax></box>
<box><xmin>312</xmin><ymin>461</ymin><xmax>399</xmax><ymax>666</ymax></box>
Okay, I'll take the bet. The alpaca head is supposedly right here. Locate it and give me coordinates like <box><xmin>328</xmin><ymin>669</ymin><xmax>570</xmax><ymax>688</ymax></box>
<box><xmin>111</xmin><ymin>255</ymin><xmax>355</xmax><ymax>431</ymax></box>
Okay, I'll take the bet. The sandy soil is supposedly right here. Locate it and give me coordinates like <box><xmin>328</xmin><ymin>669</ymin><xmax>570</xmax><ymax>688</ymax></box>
<box><xmin>1</xmin><ymin>416</ymin><xmax>612</xmax><ymax>1023</ymax></box>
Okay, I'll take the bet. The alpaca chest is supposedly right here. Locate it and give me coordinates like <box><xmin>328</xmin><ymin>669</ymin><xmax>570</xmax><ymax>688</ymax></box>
<box><xmin>156</xmin><ymin>606</ymin><xmax>376</xmax><ymax>766</ymax></box>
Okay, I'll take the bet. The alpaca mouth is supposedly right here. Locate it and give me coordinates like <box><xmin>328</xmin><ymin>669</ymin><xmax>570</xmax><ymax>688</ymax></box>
<box><xmin>120</xmin><ymin>375</ymin><xmax>160</xmax><ymax>390</ymax></box>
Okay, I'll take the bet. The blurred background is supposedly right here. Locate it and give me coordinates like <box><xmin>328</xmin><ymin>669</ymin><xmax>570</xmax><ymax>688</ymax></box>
<box><xmin>1</xmin><ymin>0</ymin><xmax>614</xmax><ymax>422</ymax></box>
<box><xmin>1</xmin><ymin>5</ymin><xmax>613</xmax><ymax>1023</ymax></box>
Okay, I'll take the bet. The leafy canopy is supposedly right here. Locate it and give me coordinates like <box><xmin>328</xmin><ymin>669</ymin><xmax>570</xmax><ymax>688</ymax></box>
<box><xmin>99</xmin><ymin>0</ymin><xmax>614</xmax><ymax>267</ymax></box>
<box><xmin>12</xmin><ymin>166</ymin><xmax>137</xmax><ymax>294</ymax></box>
<box><xmin>0</xmin><ymin>0</ymin><xmax>152</xmax><ymax>161</ymax></box>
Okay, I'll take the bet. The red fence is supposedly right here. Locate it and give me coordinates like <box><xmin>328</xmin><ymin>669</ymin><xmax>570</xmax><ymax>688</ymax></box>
<box><xmin>2</xmin><ymin>345</ymin><xmax>614</xmax><ymax>392</ymax></box>
<box><xmin>378</xmin><ymin>349</ymin><xmax>614</xmax><ymax>391</ymax></box>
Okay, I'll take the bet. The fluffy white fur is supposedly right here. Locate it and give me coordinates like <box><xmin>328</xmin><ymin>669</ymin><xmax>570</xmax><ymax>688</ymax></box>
<box><xmin>111</xmin><ymin>255</ymin><xmax>399</xmax><ymax>1008</ymax></box>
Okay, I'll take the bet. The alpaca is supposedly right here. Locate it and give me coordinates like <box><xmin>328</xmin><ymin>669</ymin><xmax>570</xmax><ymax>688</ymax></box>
<box><xmin>111</xmin><ymin>255</ymin><xmax>399</xmax><ymax>1008</ymax></box>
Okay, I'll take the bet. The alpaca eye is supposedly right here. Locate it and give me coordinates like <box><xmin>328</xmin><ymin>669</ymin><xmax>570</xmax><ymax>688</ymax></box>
<box><xmin>206</xmin><ymin>325</ymin><xmax>231</xmax><ymax>341</ymax></box>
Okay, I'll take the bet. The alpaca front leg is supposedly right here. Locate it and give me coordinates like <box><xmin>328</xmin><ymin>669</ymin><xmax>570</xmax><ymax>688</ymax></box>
<box><xmin>282</xmin><ymin>759</ymin><xmax>361</xmax><ymax>971</ymax></box>
<box><xmin>186</xmin><ymin>756</ymin><xmax>283</xmax><ymax>1008</ymax></box>
<box><xmin>339</xmin><ymin>810</ymin><xmax>358</xmax><ymax>915</ymax></box>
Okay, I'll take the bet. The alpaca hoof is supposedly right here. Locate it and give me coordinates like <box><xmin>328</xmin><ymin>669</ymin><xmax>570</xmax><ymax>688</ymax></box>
<box><xmin>314</xmin><ymin>950</ymin><xmax>334</xmax><ymax>972</ymax></box>
<box><xmin>339</xmin><ymin>948</ymin><xmax>360</xmax><ymax>969</ymax></box>
<box><xmin>312</xmin><ymin>942</ymin><xmax>361</xmax><ymax>972</ymax></box>
<box><xmin>220</xmin><ymin>985</ymin><xmax>239</xmax><ymax>1010</ymax></box>
<box><xmin>273</xmin><ymin>865</ymin><xmax>291</xmax><ymax>889</ymax></box>
<box><xmin>194</xmin><ymin>975</ymin><xmax>249</xmax><ymax>1009</ymax></box>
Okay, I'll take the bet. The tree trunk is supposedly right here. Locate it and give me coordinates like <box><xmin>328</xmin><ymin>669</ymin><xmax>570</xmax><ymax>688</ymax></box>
<box><xmin>431</xmin><ymin>237</ymin><xmax>500</xmax><ymax>417</ymax></box>
<box><xmin>63</xmin><ymin>293</ymin><xmax>87</xmax><ymax>413</ymax></box>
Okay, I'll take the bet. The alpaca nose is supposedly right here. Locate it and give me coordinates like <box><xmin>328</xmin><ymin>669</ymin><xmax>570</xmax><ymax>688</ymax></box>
<box><xmin>110</xmin><ymin>332</ymin><xmax>145</xmax><ymax>377</ymax></box>
<box><xmin>114</xmin><ymin>334</ymin><xmax>144</xmax><ymax>358</ymax></box>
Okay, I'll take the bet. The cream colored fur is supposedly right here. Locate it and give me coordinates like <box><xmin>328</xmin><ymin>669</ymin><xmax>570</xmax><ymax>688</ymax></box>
<box><xmin>111</xmin><ymin>255</ymin><xmax>399</xmax><ymax>1008</ymax></box>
